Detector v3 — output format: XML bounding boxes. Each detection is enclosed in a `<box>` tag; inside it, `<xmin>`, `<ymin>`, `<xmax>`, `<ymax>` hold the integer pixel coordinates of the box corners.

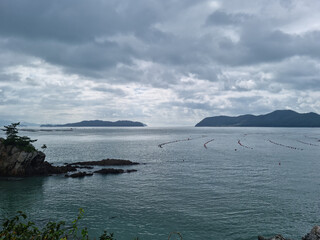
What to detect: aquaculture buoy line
<box><xmin>297</xmin><ymin>140</ymin><xmax>319</xmax><ymax>147</ymax></box>
<box><xmin>304</xmin><ymin>135</ymin><xmax>320</xmax><ymax>141</ymax></box>
<box><xmin>204</xmin><ymin>139</ymin><xmax>214</xmax><ymax>149</ymax></box>
<box><xmin>158</xmin><ymin>136</ymin><xmax>207</xmax><ymax>148</ymax></box>
<box><xmin>237</xmin><ymin>140</ymin><xmax>253</xmax><ymax>149</ymax></box>
<box><xmin>268</xmin><ymin>139</ymin><xmax>303</xmax><ymax>151</ymax></box>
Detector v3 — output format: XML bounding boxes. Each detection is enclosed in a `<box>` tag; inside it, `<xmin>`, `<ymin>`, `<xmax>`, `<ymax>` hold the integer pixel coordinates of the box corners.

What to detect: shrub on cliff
<box><xmin>0</xmin><ymin>209</ymin><xmax>119</xmax><ymax>240</ymax></box>
<box><xmin>1</xmin><ymin>122</ymin><xmax>37</xmax><ymax>152</ymax></box>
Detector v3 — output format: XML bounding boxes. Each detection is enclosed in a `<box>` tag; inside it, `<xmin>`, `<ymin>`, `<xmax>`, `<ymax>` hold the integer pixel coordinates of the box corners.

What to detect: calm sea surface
<box><xmin>1</xmin><ymin>127</ymin><xmax>320</xmax><ymax>240</ymax></box>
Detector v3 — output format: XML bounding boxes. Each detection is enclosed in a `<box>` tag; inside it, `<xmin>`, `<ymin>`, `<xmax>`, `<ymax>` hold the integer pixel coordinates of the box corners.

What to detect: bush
<box><xmin>0</xmin><ymin>209</ymin><xmax>117</xmax><ymax>240</ymax></box>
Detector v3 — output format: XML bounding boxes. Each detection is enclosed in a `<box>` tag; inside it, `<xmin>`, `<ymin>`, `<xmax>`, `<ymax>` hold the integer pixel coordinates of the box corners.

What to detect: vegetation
<box><xmin>0</xmin><ymin>210</ymin><xmax>183</xmax><ymax>240</ymax></box>
<box><xmin>0</xmin><ymin>209</ymin><xmax>119</xmax><ymax>240</ymax></box>
<box><xmin>1</xmin><ymin>122</ymin><xmax>37</xmax><ymax>152</ymax></box>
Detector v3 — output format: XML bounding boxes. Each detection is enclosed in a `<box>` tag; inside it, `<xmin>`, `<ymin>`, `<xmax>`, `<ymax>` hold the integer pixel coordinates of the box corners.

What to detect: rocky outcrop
<box><xmin>94</xmin><ymin>168</ymin><xmax>125</xmax><ymax>174</ymax></box>
<box><xmin>0</xmin><ymin>138</ymin><xmax>138</xmax><ymax>177</ymax></box>
<box><xmin>0</xmin><ymin>138</ymin><xmax>76</xmax><ymax>177</ymax></box>
<box><xmin>67</xmin><ymin>159</ymin><xmax>139</xmax><ymax>167</ymax></box>
<box><xmin>302</xmin><ymin>226</ymin><xmax>320</xmax><ymax>240</ymax></box>
<box><xmin>65</xmin><ymin>171</ymin><xmax>93</xmax><ymax>178</ymax></box>
<box><xmin>258</xmin><ymin>226</ymin><xmax>320</xmax><ymax>240</ymax></box>
<box><xmin>258</xmin><ymin>235</ymin><xmax>290</xmax><ymax>240</ymax></box>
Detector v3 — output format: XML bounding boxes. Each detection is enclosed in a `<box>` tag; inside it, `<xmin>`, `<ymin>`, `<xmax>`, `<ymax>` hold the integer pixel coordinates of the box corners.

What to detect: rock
<box><xmin>65</xmin><ymin>171</ymin><xmax>93</xmax><ymax>178</ymax></box>
<box><xmin>0</xmin><ymin>137</ymin><xmax>138</xmax><ymax>177</ymax></box>
<box><xmin>126</xmin><ymin>169</ymin><xmax>137</xmax><ymax>173</ymax></box>
<box><xmin>72</xmin><ymin>165</ymin><xmax>94</xmax><ymax>169</ymax></box>
<box><xmin>1</xmin><ymin>139</ymin><xmax>45</xmax><ymax>176</ymax></box>
<box><xmin>0</xmin><ymin>138</ymin><xmax>76</xmax><ymax>177</ymax></box>
<box><xmin>259</xmin><ymin>226</ymin><xmax>320</xmax><ymax>240</ymax></box>
<box><xmin>50</xmin><ymin>164</ymin><xmax>77</xmax><ymax>174</ymax></box>
<box><xmin>302</xmin><ymin>226</ymin><xmax>320</xmax><ymax>240</ymax></box>
<box><xmin>94</xmin><ymin>168</ymin><xmax>125</xmax><ymax>174</ymax></box>
<box><xmin>68</xmin><ymin>159</ymin><xmax>139</xmax><ymax>167</ymax></box>
<box><xmin>258</xmin><ymin>235</ymin><xmax>289</xmax><ymax>240</ymax></box>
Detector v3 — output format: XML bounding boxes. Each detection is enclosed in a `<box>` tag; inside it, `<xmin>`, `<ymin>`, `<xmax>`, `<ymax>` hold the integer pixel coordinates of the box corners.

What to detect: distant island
<box><xmin>41</xmin><ymin>120</ymin><xmax>146</xmax><ymax>127</ymax></box>
<box><xmin>195</xmin><ymin>110</ymin><xmax>320</xmax><ymax>127</ymax></box>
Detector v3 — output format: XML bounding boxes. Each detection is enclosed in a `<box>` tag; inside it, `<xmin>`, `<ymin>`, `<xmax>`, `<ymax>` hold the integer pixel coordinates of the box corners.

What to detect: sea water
<box><xmin>0</xmin><ymin>127</ymin><xmax>320</xmax><ymax>240</ymax></box>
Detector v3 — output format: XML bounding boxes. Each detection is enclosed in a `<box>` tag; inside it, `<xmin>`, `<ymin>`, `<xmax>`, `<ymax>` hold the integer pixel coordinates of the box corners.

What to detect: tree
<box><xmin>2</xmin><ymin>122</ymin><xmax>20</xmax><ymax>144</ymax></box>
<box><xmin>1</xmin><ymin>122</ymin><xmax>37</xmax><ymax>152</ymax></box>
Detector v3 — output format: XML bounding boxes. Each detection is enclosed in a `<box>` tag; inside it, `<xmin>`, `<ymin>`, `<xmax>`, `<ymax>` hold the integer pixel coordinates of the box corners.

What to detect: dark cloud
<box><xmin>0</xmin><ymin>0</ymin><xmax>161</xmax><ymax>43</ymax></box>
<box><xmin>271</xmin><ymin>57</ymin><xmax>320</xmax><ymax>90</ymax></box>
<box><xmin>206</xmin><ymin>10</ymin><xmax>251</xmax><ymax>26</ymax></box>
<box><xmin>0</xmin><ymin>73</ymin><xmax>20</xmax><ymax>82</ymax></box>
<box><xmin>4</xmin><ymin>38</ymin><xmax>135</xmax><ymax>73</ymax></box>
<box><xmin>238</xmin><ymin>26</ymin><xmax>320</xmax><ymax>65</ymax></box>
<box><xmin>0</xmin><ymin>0</ymin><xmax>319</xmax><ymax>125</ymax></box>
<box><xmin>91</xmin><ymin>86</ymin><xmax>126</xmax><ymax>96</ymax></box>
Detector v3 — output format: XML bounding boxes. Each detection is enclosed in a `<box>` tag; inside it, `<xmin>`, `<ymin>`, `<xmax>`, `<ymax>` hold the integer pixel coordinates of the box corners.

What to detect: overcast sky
<box><xmin>0</xmin><ymin>0</ymin><xmax>319</xmax><ymax>126</ymax></box>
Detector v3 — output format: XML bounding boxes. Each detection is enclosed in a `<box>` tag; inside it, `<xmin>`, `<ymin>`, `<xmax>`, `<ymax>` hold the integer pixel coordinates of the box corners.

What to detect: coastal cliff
<box><xmin>0</xmin><ymin>138</ymin><xmax>76</xmax><ymax>177</ymax></box>
<box><xmin>0</xmin><ymin>138</ymin><xmax>45</xmax><ymax>176</ymax></box>
<box><xmin>0</xmin><ymin>138</ymin><xmax>138</xmax><ymax>177</ymax></box>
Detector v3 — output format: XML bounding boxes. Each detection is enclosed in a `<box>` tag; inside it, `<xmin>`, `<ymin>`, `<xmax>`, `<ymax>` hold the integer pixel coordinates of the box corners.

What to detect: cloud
<box><xmin>0</xmin><ymin>0</ymin><xmax>319</xmax><ymax>125</ymax></box>
<box><xmin>206</xmin><ymin>10</ymin><xmax>251</xmax><ymax>26</ymax></box>
<box><xmin>0</xmin><ymin>0</ymin><xmax>161</xmax><ymax>42</ymax></box>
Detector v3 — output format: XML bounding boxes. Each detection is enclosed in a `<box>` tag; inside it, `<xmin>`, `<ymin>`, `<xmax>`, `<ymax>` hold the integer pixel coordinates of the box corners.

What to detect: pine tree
<box><xmin>2</xmin><ymin>122</ymin><xmax>37</xmax><ymax>152</ymax></box>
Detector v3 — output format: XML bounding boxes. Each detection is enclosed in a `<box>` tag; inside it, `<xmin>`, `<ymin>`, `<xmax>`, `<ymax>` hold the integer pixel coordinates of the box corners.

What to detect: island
<box><xmin>195</xmin><ymin>110</ymin><xmax>320</xmax><ymax>127</ymax></box>
<box><xmin>41</xmin><ymin>120</ymin><xmax>146</xmax><ymax>127</ymax></box>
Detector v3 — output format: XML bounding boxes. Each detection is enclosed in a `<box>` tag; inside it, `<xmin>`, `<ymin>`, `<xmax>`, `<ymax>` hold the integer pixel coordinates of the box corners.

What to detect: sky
<box><xmin>0</xmin><ymin>0</ymin><xmax>319</xmax><ymax>126</ymax></box>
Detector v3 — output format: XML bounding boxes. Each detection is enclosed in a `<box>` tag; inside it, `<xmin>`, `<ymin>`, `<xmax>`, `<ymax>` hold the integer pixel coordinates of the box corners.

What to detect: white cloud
<box><xmin>0</xmin><ymin>0</ymin><xmax>319</xmax><ymax>126</ymax></box>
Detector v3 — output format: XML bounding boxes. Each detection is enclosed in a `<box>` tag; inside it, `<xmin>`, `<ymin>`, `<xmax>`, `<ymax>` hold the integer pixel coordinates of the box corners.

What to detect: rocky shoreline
<box><xmin>0</xmin><ymin>137</ymin><xmax>138</xmax><ymax>178</ymax></box>
<box><xmin>258</xmin><ymin>226</ymin><xmax>320</xmax><ymax>240</ymax></box>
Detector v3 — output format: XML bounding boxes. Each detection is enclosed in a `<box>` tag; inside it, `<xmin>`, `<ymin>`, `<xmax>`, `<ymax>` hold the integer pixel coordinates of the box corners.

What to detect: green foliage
<box><xmin>0</xmin><ymin>209</ymin><xmax>117</xmax><ymax>240</ymax></box>
<box><xmin>1</xmin><ymin>122</ymin><xmax>38</xmax><ymax>152</ymax></box>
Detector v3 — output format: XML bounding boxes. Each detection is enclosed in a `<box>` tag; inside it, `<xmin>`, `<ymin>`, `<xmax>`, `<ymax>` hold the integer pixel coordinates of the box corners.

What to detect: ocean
<box><xmin>0</xmin><ymin>127</ymin><xmax>320</xmax><ymax>240</ymax></box>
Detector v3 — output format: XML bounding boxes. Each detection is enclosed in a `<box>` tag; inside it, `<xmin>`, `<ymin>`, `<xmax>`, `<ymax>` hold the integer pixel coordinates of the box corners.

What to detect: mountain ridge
<box><xmin>41</xmin><ymin>120</ymin><xmax>146</xmax><ymax>127</ymax></box>
<box><xmin>195</xmin><ymin>110</ymin><xmax>320</xmax><ymax>127</ymax></box>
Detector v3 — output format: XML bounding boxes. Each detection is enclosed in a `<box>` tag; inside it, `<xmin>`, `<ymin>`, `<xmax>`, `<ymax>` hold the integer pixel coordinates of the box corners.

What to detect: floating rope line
<box><xmin>204</xmin><ymin>139</ymin><xmax>214</xmax><ymax>149</ymax></box>
<box><xmin>304</xmin><ymin>135</ymin><xmax>320</xmax><ymax>141</ymax></box>
<box><xmin>158</xmin><ymin>136</ymin><xmax>206</xmax><ymax>148</ymax></box>
<box><xmin>237</xmin><ymin>140</ymin><xmax>253</xmax><ymax>149</ymax></box>
<box><xmin>268</xmin><ymin>139</ymin><xmax>303</xmax><ymax>151</ymax></box>
<box><xmin>297</xmin><ymin>140</ymin><xmax>319</xmax><ymax>146</ymax></box>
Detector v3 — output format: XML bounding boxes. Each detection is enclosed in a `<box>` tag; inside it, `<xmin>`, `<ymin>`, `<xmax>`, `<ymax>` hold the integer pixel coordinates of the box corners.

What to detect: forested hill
<box><xmin>195</xmin><ymin>110</ymin><xmax>320</xmax><ymax>127</ymax></box>
<box><xmin>41</xmin><ymin>120</ymin><xmax>146</xmax><ymax>127</ymax></box>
